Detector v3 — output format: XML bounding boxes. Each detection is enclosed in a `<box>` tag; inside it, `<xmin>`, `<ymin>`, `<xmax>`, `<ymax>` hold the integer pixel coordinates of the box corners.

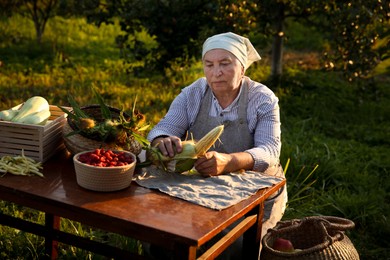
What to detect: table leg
<box><xmin>173</xmin><ymin>243</ymin><xmax>197</xmax><ymax>260</ymax></box>
<box><xmin>45</xmin><ymin>213</ymin><xmax>61</xmax><ymax>260</ymax></box>
<box><xmin>242</xmin><ymin>201</ymin><xmax>264</xmax><ymax>259</ymax></box>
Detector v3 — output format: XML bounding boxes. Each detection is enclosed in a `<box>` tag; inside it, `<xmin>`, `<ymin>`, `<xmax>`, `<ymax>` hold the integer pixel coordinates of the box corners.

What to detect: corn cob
<box><xmin>148</xmin><ymin>125</ymin><xmax>224</xmax><ymax>173</ymax></box>
<box><xmin>194</xmin><ymin>125</ymin><xmax>224</xmax><ymax>156</ymax></box>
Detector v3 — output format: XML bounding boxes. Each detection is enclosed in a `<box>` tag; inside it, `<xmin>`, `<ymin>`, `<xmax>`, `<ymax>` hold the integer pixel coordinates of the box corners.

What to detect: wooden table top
<box><xmin>0</xmin><ymin>150</ymin><xmax>286</xmax><ymax>249</ymax></box>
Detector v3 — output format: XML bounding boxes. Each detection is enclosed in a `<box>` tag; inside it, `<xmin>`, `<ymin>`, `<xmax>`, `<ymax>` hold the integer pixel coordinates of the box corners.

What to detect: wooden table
<box><xmin>0</xmin><ymin>150</ymin><xmax>286</xmax><ymax>259</ymax></box>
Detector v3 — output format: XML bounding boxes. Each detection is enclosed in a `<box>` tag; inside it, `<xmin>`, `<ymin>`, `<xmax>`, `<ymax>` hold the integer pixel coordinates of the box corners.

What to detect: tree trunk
<box><xmin>24</xmin><ymin>0</ymin><xmax>57</xmax><ymax>44</ymax></box>
<box><xmin>270</xmin><ymin>3</ymin><xmax>285</xmax><ymax>88</ymax></box>
<box><xmin>34</xmin><ymin>19</ymin><xmax>44</xmax><ymax>44</ymax></box>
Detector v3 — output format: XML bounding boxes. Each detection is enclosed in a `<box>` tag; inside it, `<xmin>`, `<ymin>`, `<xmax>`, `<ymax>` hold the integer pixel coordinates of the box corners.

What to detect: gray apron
<box><xmin>188</xmin><ymin>79</ymin><xmax>253</xmax><ymax>153</ymax></box>
<box><xmin>188</xmin><ymin>79</ymin><xmax>287</xmax><ymax>259</ymax></box>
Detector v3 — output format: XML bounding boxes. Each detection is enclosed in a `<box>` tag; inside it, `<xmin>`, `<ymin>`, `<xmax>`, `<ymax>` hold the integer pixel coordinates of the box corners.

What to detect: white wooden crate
<box><xmin>0</xmin><ymin>105</ymin><xmax>67</xmax><ymax>162</ymax></box>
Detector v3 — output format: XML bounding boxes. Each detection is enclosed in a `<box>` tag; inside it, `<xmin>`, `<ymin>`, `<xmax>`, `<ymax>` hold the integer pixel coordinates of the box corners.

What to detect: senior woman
<box><xmin>147</xmin><ymin>32</ymin><xmax>287</xmax><ymax>259</ymax></box>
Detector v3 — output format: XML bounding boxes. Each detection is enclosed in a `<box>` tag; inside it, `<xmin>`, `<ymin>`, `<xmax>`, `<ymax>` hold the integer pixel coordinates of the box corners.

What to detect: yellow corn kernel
<box><xmin>194</xmin><ymin>125</ymin><xmax>224</xmax><ymax>156</ymax></box>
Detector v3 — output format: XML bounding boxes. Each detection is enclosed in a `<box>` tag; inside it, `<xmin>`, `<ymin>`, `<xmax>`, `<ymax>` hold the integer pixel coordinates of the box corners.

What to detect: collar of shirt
<box><xmin>210</xmin><ymin>87</ymin><xmax>242</xmax><ymax>121</ymax></box>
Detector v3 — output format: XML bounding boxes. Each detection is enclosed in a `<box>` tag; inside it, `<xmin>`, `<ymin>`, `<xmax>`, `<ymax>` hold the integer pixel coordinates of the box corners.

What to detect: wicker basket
<box><xmin>261</xmin><ymin>216</ymin><xmax>360</xmax><ymax>260</ymax></box>
<box><xmin>63</xmin><ymin>105</ymin><xmax>142</xmax><ymax>156</ymax></box>
<box><xmin>73</xmin><ymin>150</ymin><xmax>136</xmax><ymax>192</ymax></box>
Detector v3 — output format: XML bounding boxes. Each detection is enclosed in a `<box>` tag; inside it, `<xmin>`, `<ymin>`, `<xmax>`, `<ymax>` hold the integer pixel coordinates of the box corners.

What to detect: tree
<box><xmin>56</xmin><ymin>0</ymin><xmax>101</xmax><ymax>17</ymax></box>
<box><xmin>314</xmin><ymin>1</ymin><xmax>389</xmax><ymax>81</ymax></box>
<box><xmin>1</xmin><ymin>0</ymin><xmax>59</xmax><ymax>43</ymax></box>
<box><xmin>249</xmin><ymin>0</ymin><xmax>314</xmax><ymax>86</ymax></box>
<box><xmin>85</xmin><ymin>0</ymin><xmax>215</xmax><ymax>73</ymax></box>
<box><xmin>0</xmin><ymin>0</ymin><xmax>23</xmax><ymax>18</ymax></box>
<box><xmin>21</xmin><ymin>0</ymin><xmax>59</xmax><ymax>43</ymax></box>
<box><xmin>86</xmin><ymin>0</ymin><xmax>388</xmax><ymax>83</ymax></box>
<box><xmin>239</xmin><ymin>0</ymin><xmax>389</xmax><ymax>85</ymax></box>
<box><xmin>210</xmin><ymin>0</ymin><xmax>311</xmax><ymax>86</ymax></box>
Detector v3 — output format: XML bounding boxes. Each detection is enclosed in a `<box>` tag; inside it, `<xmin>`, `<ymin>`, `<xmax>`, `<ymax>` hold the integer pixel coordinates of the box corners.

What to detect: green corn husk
<box><xmin>174</xmin><ymin>158</ymin><xmax>198</xmax><ymax>173</ymax></box>
<box><xmin>147</xmin><ymin>125</ymin><xmax>224</xmax><ymax>173</ymax></box>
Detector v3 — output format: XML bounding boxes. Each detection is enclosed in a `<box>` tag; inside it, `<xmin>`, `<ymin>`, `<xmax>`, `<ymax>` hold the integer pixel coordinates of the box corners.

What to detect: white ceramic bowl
<box><xmin>73</xmin><ymin>150</ymin><xmax>136</xmax><ymax>192</ymax></box>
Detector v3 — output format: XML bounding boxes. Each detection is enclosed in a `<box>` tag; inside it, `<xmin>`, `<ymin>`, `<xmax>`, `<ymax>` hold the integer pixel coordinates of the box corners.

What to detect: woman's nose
<box><xmin>214</xmin><ymin>67</ymin><xmax>222</xmax><ymax>76</ymax></box>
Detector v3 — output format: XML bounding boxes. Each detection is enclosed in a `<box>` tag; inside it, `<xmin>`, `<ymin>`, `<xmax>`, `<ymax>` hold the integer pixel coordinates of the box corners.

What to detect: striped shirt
<box><xmin>147</xmin><ymin>76</ymin><xmax>281</xmax><ymax>172</ymax></box>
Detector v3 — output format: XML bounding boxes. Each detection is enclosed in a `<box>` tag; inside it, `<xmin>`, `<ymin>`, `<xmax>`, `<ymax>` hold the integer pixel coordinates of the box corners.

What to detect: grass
<box><xmin>0</xmin><ymin>15</ymin><xmax>389</xmax><ymax>259</ymax></box>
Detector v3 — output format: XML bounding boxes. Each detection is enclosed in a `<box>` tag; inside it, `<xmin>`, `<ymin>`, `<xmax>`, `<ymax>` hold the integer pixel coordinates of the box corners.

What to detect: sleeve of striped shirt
<box><xmin>245</xmin><ymin>80</ymin><xmax>281</xmax><ymax>172</ymax></box>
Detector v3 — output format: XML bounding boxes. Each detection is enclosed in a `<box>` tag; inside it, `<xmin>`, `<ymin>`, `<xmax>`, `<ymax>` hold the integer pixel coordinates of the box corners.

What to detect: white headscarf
<box><xmin>202</xmin><ymin>32</ymin><xmax>261</xmax><ymax>69</ymax></box>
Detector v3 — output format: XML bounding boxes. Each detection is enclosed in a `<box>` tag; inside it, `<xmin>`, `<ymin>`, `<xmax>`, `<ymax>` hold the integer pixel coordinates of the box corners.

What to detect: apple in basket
<box><xmin>272</xmin><ymin>237</ymin><xmax>295</xmax><ymax>252</ymax></box>
<box><xmin>73</xmin><ymin>149</ymin><xmax>136</xmax><ymax>192</ymax></box>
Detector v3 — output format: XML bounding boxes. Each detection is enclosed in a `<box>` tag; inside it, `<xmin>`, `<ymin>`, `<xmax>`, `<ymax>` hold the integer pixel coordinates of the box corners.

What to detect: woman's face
<box><xmin>203</xmin><ymin>49</ymin><xmax>244</xmax><ymax>93</ymax></box>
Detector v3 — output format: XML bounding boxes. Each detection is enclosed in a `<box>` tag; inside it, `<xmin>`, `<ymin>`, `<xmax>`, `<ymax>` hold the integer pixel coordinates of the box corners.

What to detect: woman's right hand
<box><xmin>152</xmin><ymin>136</ymin><xmax>183</xmax><ymax>158</ymax></box>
